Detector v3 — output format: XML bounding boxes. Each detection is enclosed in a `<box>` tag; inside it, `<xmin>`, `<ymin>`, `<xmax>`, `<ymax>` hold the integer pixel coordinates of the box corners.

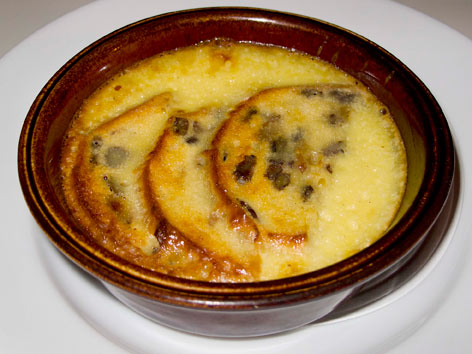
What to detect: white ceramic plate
<box><xmin>2</xmin><ymin>0</ymin><xmax>472</xmax><ymax>353</ymax></box>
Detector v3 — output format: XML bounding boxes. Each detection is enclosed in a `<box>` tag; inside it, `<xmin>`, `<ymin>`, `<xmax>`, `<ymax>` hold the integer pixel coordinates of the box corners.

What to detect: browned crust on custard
<box><xmin>151</xmin><ymin>219</ymin><xmax>254</xmax><ymax>281</ymax></box>
<box><xmin>265</xmin><ymin>233</ymin><xmax>307</xmax><ymax>247</ymax></box>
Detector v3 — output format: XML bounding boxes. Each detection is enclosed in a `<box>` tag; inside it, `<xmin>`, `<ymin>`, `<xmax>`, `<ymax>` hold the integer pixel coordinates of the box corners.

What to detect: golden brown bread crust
<box><xmin>145</xmin><ymin>220</ymin><xmax>254</xmax><ymax>281</ymax></box>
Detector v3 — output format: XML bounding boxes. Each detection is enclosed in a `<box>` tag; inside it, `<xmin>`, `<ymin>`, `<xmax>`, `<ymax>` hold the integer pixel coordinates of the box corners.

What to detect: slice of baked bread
<box><xmin>212</xmin><ymin>85</ymin><xmax>361</xmax><ymax>239</ymax></box>
<box><xmin>71</xmin><ymin>93</ymin><xmax>172</xmax><ymax>255</ymax></box>
<box><xmin>147</xmin><ymin>108</ymin><xmax>260</xmax><ymax>279</ymax></box>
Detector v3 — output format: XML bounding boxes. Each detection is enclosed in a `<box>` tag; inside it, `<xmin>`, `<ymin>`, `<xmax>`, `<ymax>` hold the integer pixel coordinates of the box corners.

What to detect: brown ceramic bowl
<box><xmin>18</xmin><ymin>7</ymin><xmax>454</xmax><ymax>337</ymax></box>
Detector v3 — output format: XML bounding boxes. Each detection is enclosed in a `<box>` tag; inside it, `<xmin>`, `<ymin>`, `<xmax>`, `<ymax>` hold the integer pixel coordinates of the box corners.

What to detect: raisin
<box><xmin>274</xmin><ymin>172</ymin><xmax>291</xmax><ymax>190</ymax></box>
<box><xmin>327</xmin><ymin>111</ymin><xmax>348</xmax><ymax>126</ymax></box>
<box><xmin>301</xmin><ymin>88</ymin><xmax>322</xmax><ymax>97</ymax></box>
<box><xmin>322</xmin><ymin>141</ymin><xmax>346</xmax><ymax>157</ymax></box>
<box><xmin>243</xmin><ymin>107</ymin><xmax>258</xmax><ymax>122</ymax></box>
<box><xmin>328</xmin><ymin>89</ymin><xmax>356</xmax><ymax>103</ymax></box>
<box><xmin>185</xmin><ymin>136</ymin><xmax>199</xmax><ymax>144</ymax></box>
<box><xmin>292</xmin><ymin>128</ymin><xmax>303</xmax><ymax>142</ymax></box>
<box><xmin>105</xmin><ymin>146</ymin><xmax>128</xmax><ymax>167</ymax></box>
<box><xmin>233</xmin><ymin>155</ymin><xmax>257</xmax><ymax>184</ymax></box>
<box><xmin>172</xmin><ymin>117</ymin><xmax>189</xmax><ymax>135</ymax></box>
<box><xmin>268</xmin><ymin>158</ymin><xmax>284</xmax><ymax>165</ymax></box>
<box><xmin>258</xmin><ymin>122</ymin><xmax>277</xmax><ymax>141</ymax></box>
<box><xmin>239</xmin><ymin>200</ymin><xmax>258</xmax><ymax>219</ymax></box>
<box><xmin>271</xmin><ymin>136</ymin><xmax>288</xmax><ymax>153</ymax></box>
<box><xmin>265</xmin><ymin>163</ymin><xmax>283</xmax><ymax>181</ymax></box>
<box><xmin>302</xmin><ymin>185</ymin><xmax>314</xmax><ymax>201</ymax></box>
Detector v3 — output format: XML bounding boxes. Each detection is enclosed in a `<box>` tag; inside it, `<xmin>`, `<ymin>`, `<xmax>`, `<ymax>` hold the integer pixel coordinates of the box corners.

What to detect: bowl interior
<box><xmin>19</xmin><ymin>8</ymin><xmax>454</xmax><ymax>298</ymax></box>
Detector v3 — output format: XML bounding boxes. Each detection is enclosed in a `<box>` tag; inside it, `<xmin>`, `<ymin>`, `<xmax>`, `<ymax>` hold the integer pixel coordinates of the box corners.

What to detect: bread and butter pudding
<box><xmin>61</xmin><ymin>39</ymin><xmax>407</xmax><ymax>282</ymax></box>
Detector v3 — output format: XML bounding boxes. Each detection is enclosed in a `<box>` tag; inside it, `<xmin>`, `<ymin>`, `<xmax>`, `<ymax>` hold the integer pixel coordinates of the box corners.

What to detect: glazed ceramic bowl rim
<box><xmin>18</xmin><ymin>7</ymin><xmax>454</xmax><ymax>309</ymax></box>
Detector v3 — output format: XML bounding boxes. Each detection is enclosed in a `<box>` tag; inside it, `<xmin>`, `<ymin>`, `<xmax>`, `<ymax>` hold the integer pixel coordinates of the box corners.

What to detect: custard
<box><xmin>61</xmin><ymin>40</ymin><xmax>406</xmax><ymax>281</ymax></box>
